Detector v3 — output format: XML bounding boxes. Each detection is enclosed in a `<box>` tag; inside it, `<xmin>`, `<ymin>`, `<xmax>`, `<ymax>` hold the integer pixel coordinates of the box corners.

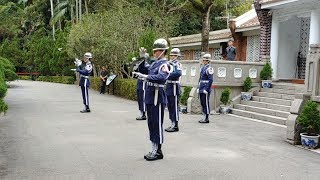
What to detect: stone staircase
<box><xmin>232</xmin><ymin>83</ymin><xmax>305</xmax><ymax>125</ymax></box>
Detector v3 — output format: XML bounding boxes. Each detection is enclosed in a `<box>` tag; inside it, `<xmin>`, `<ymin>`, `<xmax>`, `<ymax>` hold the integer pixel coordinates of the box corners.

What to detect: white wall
<box><xmin>277</xmin><ymin>17</ymin><xmax>301</xmax><ymax>79</ymax></box>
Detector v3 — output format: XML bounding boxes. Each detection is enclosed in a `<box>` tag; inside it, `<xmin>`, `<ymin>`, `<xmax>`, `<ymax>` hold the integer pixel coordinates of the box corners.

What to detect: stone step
<box><xmin>240</xmin><ymin>100</ymin><xmax>291</xmax><ymax>112</ymax></box>
<box><xmin>252</xmin><ymin>96</ymin><xmax>292</xmax><ymax>106</ymax></box>
<box><xmin>234</xmin><ymin>104</ymin><xmax>290</xmax><ymax>118</ymax></box>
<box><xmin>265</xmin><ymin>83</ymin><xmax>306</xmax><ymax>94</ymax></box>
<box><xmin>260</xmin><ymin>88</ymin><xmax>302</xmax><ymax>95</ymax></box>
<box><xmin>254</xmin><ymin>92</ymin><xmax>295</xmax><ymax>100</ymax></box>
<box><xmin>231</xmin><ymin>109</ymin><xmax>287</xmax><ymax>125</ymax></box>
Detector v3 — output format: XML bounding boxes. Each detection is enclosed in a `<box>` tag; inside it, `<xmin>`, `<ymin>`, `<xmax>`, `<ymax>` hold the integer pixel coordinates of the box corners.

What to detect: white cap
<box><xmin>84</xmin><ymin>52</ymin><xmax>92</xmax><ymax>59</ymax></box>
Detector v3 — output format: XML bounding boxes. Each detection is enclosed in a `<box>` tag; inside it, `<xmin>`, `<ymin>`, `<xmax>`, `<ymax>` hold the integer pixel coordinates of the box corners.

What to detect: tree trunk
<box><xmin>201</xmin><ymin>9</ymin><xmax>211</xmax><ymax>53</ymax></box>
<box><xmin>84</xmin><ymin>0</ymin><xmax>88</xmax><ymax>14</ymax></box>
<box><xmin>50</xmin><ymin>0</ymin><xmax>55</xmax><ymax>40</ymax></box>
<box><xmin>71</xmin><ymin>2</ymin><xmax>74</xmax><ymax>24</ymax></box>
<box><xmin>57</xmin><ymin>0</ymin><xmax>62</xmax><ymax>30</ymax></box>
<box><xmin>79</xmin><ymin>0</ymin><xmax>82</xmax><ymax>21</ymax></box>
<box><xmin>75</xmin><ymin>0</ymin><xmax>79</xmax><ymax>22</ymax></box>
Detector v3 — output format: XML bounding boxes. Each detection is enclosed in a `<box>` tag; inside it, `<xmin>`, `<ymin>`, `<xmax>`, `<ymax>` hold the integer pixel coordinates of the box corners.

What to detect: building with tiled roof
<box><xmin>169</xmin><ymin>8</ymin><xmax>261</xmax><ymax>62</ymax></box>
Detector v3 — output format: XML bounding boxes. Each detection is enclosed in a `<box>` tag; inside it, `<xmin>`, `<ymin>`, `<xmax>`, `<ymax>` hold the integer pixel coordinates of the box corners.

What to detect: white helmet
<box><xmin>153</xmin><ymin>38</ymin><xmax>169</xmax><ymax>51</ymax></box>
<box><xmin>170</xmin><ymin>48</ymin><xmax>181</xmax><ymax>56</ymax></box>
<box><xmin>202</xmin><ymin>53</ymin><xmax>211</xmax><ymax>61</ymax></box>
<box><xmin>84</xmin><ymin>52</ymin><xmax>92</xmax><ymax>59</ymax></box>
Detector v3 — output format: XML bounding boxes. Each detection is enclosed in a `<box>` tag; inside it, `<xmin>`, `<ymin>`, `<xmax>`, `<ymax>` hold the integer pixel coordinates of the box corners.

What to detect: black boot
<box><xmin>165</xmin><ymin>122</ymin><xmax>179</xmax><ymax>132</ymax></box>
<box><xmin>199</xmin><ymin>115</ymin><xmax>209</xmax><ymax>123</ymax></box>
<box><xmin>145</xmin><ymin>144</ymin><xmax>163</xmax><ymax>161</ymax></box>
<box><xmin>80</xmin><ymin>106</ymin><xmax>91</xmax><ymax>113</ymax></box>
<box><xmin>136</xmin><ymin>112</ymin><xmax>146</xmax><ymax>120</ymax></box>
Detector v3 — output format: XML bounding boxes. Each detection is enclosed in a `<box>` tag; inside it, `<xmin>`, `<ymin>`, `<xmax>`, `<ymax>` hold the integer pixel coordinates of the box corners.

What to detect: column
<box><xmin>309</xmin><ymin>10</ymin><xmax>320</xmax><ymax>45</ymax></box>
<box><xmin>270</xmin><ymin>19</ymin><xmax>280</xmax><ymax>80</ymax></box>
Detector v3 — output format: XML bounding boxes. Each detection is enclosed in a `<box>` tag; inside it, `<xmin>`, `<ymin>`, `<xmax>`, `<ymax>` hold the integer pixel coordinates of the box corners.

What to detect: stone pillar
<box><xmin>254</xmin><ymin>0</ymin><xmax>272</xmax><ymax>62</ymax></box>
<box><xmin>270</xmin><ymin>20</ymin><xmax>279</xmax><ymax>79</ymax></box>
<box><xmin>309</xmin><ymin>10</ymin><xmax>320</xmax><ymax>45</ymax></box>
<box><xmin>305</xmin><ymin>45</ymin><xmax>320</xmax><ymax>101</ymax></box>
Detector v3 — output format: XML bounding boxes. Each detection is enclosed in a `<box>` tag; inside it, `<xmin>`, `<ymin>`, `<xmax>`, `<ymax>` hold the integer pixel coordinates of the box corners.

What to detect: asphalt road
<box><xmin>0</xmin><ymin>80</ymin><xmax>319</xmax><ymax>180</ymax></box>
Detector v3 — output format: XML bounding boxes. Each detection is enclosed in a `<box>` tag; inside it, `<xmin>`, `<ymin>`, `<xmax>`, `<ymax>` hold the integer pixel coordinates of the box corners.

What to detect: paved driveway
<box><xmin>0</xmin><ymin>80</ymin><xmax>319</xmax><ymax>180</ymax></box>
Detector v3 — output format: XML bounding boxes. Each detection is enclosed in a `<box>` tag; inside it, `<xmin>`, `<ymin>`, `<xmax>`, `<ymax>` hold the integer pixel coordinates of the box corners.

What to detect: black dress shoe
<box><xmin>165</xmin><ymin>126</ymin><xmax>179</xmax><ymax>132</ymax></box>
<box><xmin>80</xmin><ymin>109</ymin><xmax>91</xmax><ymax>113</ymax></box>
<box><xmin>136</xmin><ymin>116</ymin><xmax>146</xmax><ymax>120</ymax></box>
<box><xmin>199</xmin><ymin>119</ymin><xmax>209</xmax><ymax>123</ymax></box>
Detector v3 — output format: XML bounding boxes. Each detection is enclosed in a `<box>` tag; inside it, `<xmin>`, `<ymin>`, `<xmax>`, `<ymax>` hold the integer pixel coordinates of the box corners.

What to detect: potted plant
<box><xmin>220</xmin><ymin>88</ymin><xmax>232</xmax><ymax>114</ymax></box>
<box><xmin>298</xmin><ymin>101</ymin><xmax>320</xmax><ymax>149</ymax></box>
<box><xmin>241</xmin><ymin>77</ymin><xmax>253</xmax><ymax>101</ymax></box>
<box><xmin>260</xmin><ymin>63</ymin><xmax>273</xmax><ymax>88</ymax></box>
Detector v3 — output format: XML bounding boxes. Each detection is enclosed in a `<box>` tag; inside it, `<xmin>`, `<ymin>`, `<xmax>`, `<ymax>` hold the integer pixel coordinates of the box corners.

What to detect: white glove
<box><xmin>74</xmin><ymin>58</ymin><xmax>82</xmax><ymax>66</ymax></box>
<box><xmin>197</xmin><ymin>89</ymin><xmax>199</xmax><ymax>94</ymax></box>
<box><xmin>203</xmin><ymin>90</ymin><xmax>208</xmax><ymax>94</ymax></box>
<box><xmin>133</xmin><ymin>72</ymin><xmax>148</xmax><ymax>79</ymax></box>
<box><xmin>139</xmin><ymin>47</ymin><xmax>147</xmax><ymax>58</ymax></box>
<box><xmin>70</xmin><ymin>69</ymin><xmax>76</xmax><ymax>71</ymax></box>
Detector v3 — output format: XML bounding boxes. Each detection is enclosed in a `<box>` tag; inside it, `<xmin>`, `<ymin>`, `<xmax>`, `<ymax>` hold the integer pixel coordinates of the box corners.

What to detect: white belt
<box><xmin>138</xmin><ymin>77</ymin><xmax>146</xmax><ymax>80</ymax></box>
<box><xmin>147</xmin><ymin>82</ymin><xmax>165</xmax><ymax>88</ymax></box>
<box><xmin>81</xmin><ymin>75</ymin><xmax>90</xmax><ymax>78</ymax></box>
<box><xmin>167</xmin><ymin>80</ymin><xmax>180</xmax><ymax>84</ymax></box>
<box><xmin>147</xmin><ymin>82</ymin><xmax>164</xmax><ymax>105</ymax></box>
<box><xmin>200</xmin><ymin>80</ymin><xmax>209</xmax><ymax>83</ymax></box>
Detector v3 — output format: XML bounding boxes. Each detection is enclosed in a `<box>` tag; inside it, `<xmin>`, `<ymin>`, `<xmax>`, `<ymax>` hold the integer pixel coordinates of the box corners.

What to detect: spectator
<box><xmin>100</xmin><ymin>66</ymin><xmax>109</xmax><ymax>94</ymax></box>
<box><xmin>225</xmin><ymin>39</ymin><xmax>236</xmax><ymax>61</ymax></box>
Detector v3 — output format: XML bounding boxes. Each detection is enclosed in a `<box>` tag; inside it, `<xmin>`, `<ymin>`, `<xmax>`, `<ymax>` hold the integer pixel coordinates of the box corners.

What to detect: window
<box><xmin>246</xmin><ymin>35</ymin><xmax>260</xmax><ymax>62</ymax></box>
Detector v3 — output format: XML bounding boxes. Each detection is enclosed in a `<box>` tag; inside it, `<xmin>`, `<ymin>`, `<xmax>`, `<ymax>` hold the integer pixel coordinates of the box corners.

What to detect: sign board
<box><xmin>106</xmin><ymin>74</ymin><xmax>117</xmax><ymax>85</ymax></box>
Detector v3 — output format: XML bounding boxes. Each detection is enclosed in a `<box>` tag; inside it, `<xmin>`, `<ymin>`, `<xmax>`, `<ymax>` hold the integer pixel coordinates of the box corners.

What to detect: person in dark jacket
<box><xmin>99</xmin><ymin>66</ymin><xmax>109</xmax><ymax>94</ymax></box>
<box><xmin>225</xmin><ymin>39</ymin><xmax>236</xmax><ymax>61</ymax></box>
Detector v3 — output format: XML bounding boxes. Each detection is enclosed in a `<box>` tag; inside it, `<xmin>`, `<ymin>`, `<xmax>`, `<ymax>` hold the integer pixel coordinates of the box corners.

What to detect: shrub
<box><xmin>260</xmin><ymin>63</ymin><xmax>273</xmax><ymax>80</ymax></box>
<box><xmin>0</xmin><ymin>99</ymin><xmax>8</xmax><ymax>114</ymax></box>
<box><xmin>220</xmin><ymin>88</ymin><xmax>231</xmax><ymax>105</ymax></box>
<box><xmin>298</xmin><ymin>101</ymin><xmax>320</xmax><ymax>136</ymax></box>
<box><xmin>36</xmin><ymin>76</ymin><xmax>75</xmax><ymax>84</ymax></box>
<box><xmin>180</xmin><ymin>86</ymin><xmax>192</xmax><ymax>106</ymax></box>
<box><xmin>19</xmin><ymin>76</ymin><xmax>32</xmax><ymax>80</ymax></box>
<box><xmin>90</xmin><ymin>77</ymin><xmax>137</xmax><ymax>101</ymax></box>
<box><xmin>243</xmin><ymin>77</ymin><xmax>252</xmax><ymax>92</ymax></box>
<box><xmin>0</xmin><ymin>57</ymin><xmax>18</xmax><ymax>81</ymax></box>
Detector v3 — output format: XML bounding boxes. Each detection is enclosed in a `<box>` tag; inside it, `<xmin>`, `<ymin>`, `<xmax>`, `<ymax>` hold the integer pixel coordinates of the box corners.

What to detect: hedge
<box><xmin>90</xmin><ymin>77</ymin><xmax>137</xmax><ymax>101</ymax></box>
<box><xmin>180</xmin><ymin>86</ymin><xmax>192</xmax><ymax>106</ymax></box>
<box><xmin>19</xmin><ymin>76</ymin><xmax>32</xmax><ymax>80</ymax></box>
<box><xmin>36</xmin><ymin>76</ymin><xmax>75</xmax><ymax>84</ymax></box>
<box><xmin>0</xmin><ymin>57</ymin><xmax>16</xmax><ymax>113</ymax></box>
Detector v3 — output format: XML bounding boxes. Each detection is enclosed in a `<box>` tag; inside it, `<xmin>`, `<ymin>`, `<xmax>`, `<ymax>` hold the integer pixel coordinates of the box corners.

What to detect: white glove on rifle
<box><xmin>139</xmin><ymin>47</ymin><xmax>147</xmax><ymax>58</ymax></box>
<box><xmin>132</xmin><ymin>72</ymin><xmax>148</xmax><ymax>79</ymax></box>
<box><xmin>74</xmin><ymin>58</ymin><xmax>82</xmax><ymax>66</ymax></box>
<box><xmin>203</xmin><ymin>90</ymin><xmax>208</xmax><ymax>94</ymax></box>
<box><xmin>197</xmin><ymin>89</ymin><xmax>199</xmax><ymax>94</ymax></box>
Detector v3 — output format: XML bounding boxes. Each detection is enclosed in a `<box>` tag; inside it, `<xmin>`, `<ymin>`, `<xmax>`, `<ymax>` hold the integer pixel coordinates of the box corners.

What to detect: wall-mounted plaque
<box><xmin>182</xmin><ymin>67</ymin><xmax>187</xmax><ymax>76</ymax></box>
<box><xmin>249</xmin><ymin>68</ymin><xmax>258</xmax><ymax>79</ymax></box>
<box><xmin>234</xmin><ymin>68</ymin><xmax>242</xmax><ymax>78</ymax></box>
<box><xmin>217</xmin><ymin>67</ymin><xmax>226</xmax><ymax>78</ymax></box>
<box><xmin>190</xmin><ymin>67</ymin><xmax>196</xmax><ymax>77</ymax></box>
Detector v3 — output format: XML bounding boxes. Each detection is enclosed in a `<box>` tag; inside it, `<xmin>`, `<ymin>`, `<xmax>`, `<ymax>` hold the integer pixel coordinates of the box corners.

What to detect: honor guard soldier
<box><xmin>197</xmin><ymin>53</ymin><xmax>214</xmax><ymax>123</ymax></box>
<box><xmin>75</xmin><ymin>52</ymin><xmax>93</xmax><ymax>113</ymax></box>
<box><xmin>165</xmin><ymin>48</ymin><xmax>182</xmax><ymax>132</ymax></box>
<box><xmin>133</xmin><ymin>38</ymin><xmax>171</xmax><ymax>161</ymax></box>
<box><xmin>134</xmin><ymin>50</ymin><xmax>151</xmax><ymax>120</ymax></box>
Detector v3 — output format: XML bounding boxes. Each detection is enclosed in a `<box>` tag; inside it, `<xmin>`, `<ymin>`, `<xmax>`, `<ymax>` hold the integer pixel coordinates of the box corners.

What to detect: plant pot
<box><xmin>300</xmin><ymin>133</ymin><xmax>320</xmax><ymax>149</ymax></box>
<box><xmin>261</xmin><ymin>80</ymin><xmax>272</xmax><ymax>88</ymax></box>
<box><xmin>241</xmin><ymin>92</ymin><xmax>253</xmax><ymax>101</ymax></box>
<box><xmin>220</xmin><ymin>105</ymin><xmax>231</xmax><ymax>114</ymax></box>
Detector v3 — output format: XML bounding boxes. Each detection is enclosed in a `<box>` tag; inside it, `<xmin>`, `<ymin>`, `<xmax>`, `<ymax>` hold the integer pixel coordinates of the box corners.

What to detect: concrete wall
<box><xmin>278</xmin><ymin>17</ymin><xmax>302</xmax><ymax>79</ymax></box>
<box><xmin>180</xmin><ymin>60</ymin><xmax>265</xmax><ymax>113</ymax></box>
<box><xmin>180</xmin><ymin>60</ymin><xmax>265</xmax><ymax>87</ymax></box>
